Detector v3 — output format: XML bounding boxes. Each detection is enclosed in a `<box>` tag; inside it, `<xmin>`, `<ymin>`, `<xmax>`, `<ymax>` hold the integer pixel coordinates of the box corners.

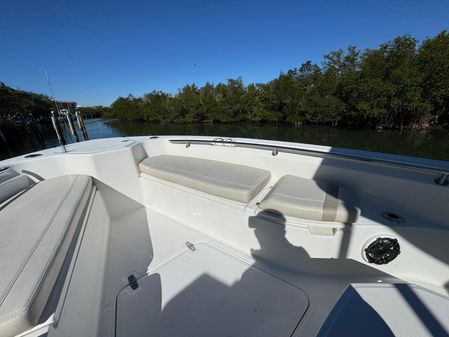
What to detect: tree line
<box><xmin>0</xmin><ymin>82</ymin><xmax>52</xmax><ymax>121</ymax></box>
<box><xmin>102</xmin><ymin>31</ymin><xmax>449</xmax><ymax>129</ymax></box>
<box><xmin>2</xmin><ymin>31</ymin><xmax>448</xmax><ymax>129</ymax></box>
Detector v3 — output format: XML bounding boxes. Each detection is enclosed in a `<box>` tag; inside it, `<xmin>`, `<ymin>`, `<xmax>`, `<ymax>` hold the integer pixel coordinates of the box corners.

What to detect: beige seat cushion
<box><xmin>0</xmin><ymin>175</ymin><xmax>92</xmax><ymax>337</ymax></box>
<box><xmin>259</xmin><ymin>175</ymin><xmax>360</xmax><ymax>223</ymax></box>
<box><xmin>0</xmin><ymin>169</ymin><xmax>35</xmax><ymax>205</ymax></box>
<box><xmin>139</xmin><ymin>155</ymin><xmax>270</xmax><ymax>203</ymax></box>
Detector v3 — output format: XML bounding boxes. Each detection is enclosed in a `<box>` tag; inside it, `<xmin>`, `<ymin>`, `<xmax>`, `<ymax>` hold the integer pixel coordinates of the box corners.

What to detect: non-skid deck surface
<box><xmin>116</xmin><ymin>242</ymin><xmax>309</xmax><ymax>337</ymax></box>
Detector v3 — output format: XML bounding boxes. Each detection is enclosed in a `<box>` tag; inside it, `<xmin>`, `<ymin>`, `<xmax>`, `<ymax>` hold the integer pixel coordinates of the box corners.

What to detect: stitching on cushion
<box><xmin>0</xmin><ymin>306</ymin><xmax>30</xmax><ymax>326</ymax></box>
<box><xmin>25</xmin><ymin>177</ymin><xmax>90</xmax><ymax>311</ymax></box>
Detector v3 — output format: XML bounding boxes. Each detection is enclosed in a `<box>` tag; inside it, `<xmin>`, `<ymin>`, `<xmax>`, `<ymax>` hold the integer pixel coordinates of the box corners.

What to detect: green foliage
<box><xmin>102</xmin><ymin>31</ymin><xmax>449</xmax><ymax>129</ymax></box>
<box><xmin>78</xmin><ymin>105</ymin><xmax>110</xmax><ymax>118</ymax></box>
<box><xmin>354</xmin><ymin>36</ymin><xmax>432</xmax><ymax>127</ymax></box>
<box><xmin>417</xmin><ymin>31</ymin><xmax>449</xmax><ymax>124</ymax></box>
<box><xmin>0</xmin><ymin>83</ymin><xmax>52</xmax><ymax>119</ymax></box>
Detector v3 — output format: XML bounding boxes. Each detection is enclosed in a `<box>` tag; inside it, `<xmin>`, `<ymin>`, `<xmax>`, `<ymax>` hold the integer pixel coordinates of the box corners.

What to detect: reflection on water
<box><xmin>1</xmin><ymin>118</ymin><xmax>449</xmax><ymax>162</ymax></box>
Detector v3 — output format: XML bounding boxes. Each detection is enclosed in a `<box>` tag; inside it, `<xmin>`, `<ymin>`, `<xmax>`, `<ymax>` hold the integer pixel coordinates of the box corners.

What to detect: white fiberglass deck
<box><xmin>117</xmin><ymin>242</ymin><xmax>308</xmax><ymax>337</ymax></box>
<box><xmin>46</xmin><ymin>188</ymin><xmax>355</xmax><ymax>337</ymax></box>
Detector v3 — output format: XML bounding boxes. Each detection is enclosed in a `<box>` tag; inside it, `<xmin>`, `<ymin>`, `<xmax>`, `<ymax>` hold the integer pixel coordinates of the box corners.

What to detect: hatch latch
<box><xmin>127</xmin><ymin>274</ymin><xmax>139</xmax><ymax>290</ymax></box>
<box><xmin>185</xmin><ymin>241</ymin><xmax>196</xmax><ymax>251</ymax></box>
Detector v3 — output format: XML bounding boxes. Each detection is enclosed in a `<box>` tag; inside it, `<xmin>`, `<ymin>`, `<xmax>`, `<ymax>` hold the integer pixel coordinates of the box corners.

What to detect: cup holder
<box><xmin>24</xmin><ymin>153</ymin><xmax>43</xmax><ymax>158</ymax></box>
<box><xmin>381</xmin><ymin>211</ymin><xmax>405</xmax><ymax>223</ymax></box>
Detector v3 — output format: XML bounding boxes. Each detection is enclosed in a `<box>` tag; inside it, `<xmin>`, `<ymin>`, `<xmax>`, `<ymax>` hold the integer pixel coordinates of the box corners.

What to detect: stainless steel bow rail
<box><xmin>51</xmin><ymin>111</ymin><xmax>67</xmax><ymax>152</ymax></box>
<box><xmin>169</xmin><ymin>138</ymin><xmax>449</xmax><ymax>186</ymax></box>
<box><xmin>50</xmin><ymin>110</ymin><xmax>90</xmax><ymax>152</ymax></box>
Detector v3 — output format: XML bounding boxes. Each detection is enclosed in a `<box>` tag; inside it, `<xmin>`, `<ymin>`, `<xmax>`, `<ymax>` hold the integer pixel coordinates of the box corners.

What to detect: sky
<box><xmin>1</xmin><ymin>0</ymin><xmax>448</xmax><ymax>106</ymax></box>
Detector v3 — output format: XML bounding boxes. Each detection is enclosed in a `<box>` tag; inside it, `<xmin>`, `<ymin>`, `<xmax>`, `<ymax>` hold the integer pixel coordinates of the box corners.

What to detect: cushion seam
<box><xmin>23</xmin><ymin>176</ymin><xmax>89</xmax><ymax>314</ymax></box>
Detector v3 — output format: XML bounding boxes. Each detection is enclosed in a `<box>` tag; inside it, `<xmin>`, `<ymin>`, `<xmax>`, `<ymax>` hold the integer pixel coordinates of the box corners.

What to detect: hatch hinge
<box><xmin>127</xmin><ymin>274</ymin><xmax>139</xmax><ymax>290</ymax></box>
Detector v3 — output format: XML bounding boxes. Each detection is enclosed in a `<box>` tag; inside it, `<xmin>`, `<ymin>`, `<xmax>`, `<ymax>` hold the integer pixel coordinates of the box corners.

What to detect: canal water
<box><xmin>1</xmin><ymin>118</ymin><xmax>449</xmax><ymax>162</ymax></box>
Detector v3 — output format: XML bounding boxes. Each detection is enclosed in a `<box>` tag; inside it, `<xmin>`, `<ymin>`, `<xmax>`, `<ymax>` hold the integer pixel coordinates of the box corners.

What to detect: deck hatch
<box><xmin>116</xmin><ymin>242</ymin><xmax>309</xmax><ymax>337</ymax></box>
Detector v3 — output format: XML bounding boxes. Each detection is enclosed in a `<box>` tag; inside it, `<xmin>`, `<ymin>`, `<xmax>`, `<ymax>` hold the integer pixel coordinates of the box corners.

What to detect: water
<box><xmin>1</xmin><ymin>118</ymin><xmax>449</xmax><ymax>162</ymax></box>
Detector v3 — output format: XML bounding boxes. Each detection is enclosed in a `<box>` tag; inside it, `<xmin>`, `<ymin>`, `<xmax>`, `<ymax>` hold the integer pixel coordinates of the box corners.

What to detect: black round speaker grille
<box><xmin>365</xmin><ymin>237</ymin><xmax>400</xmax><ymax>265</ymax></box>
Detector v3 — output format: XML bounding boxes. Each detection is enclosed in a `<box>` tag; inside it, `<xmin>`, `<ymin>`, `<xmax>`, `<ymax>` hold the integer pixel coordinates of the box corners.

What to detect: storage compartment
<box><xmin>116</xmin><ymin>242</ymin><xmax>309</xmax><ymax>337</ymax></box>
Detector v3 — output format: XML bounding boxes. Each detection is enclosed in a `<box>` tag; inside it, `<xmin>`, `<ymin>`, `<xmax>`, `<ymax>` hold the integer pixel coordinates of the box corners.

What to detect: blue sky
<box><xmin>1</xmin><ymin>0</ymin><xmax>448</xmax><ymax>106</ymax></box>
